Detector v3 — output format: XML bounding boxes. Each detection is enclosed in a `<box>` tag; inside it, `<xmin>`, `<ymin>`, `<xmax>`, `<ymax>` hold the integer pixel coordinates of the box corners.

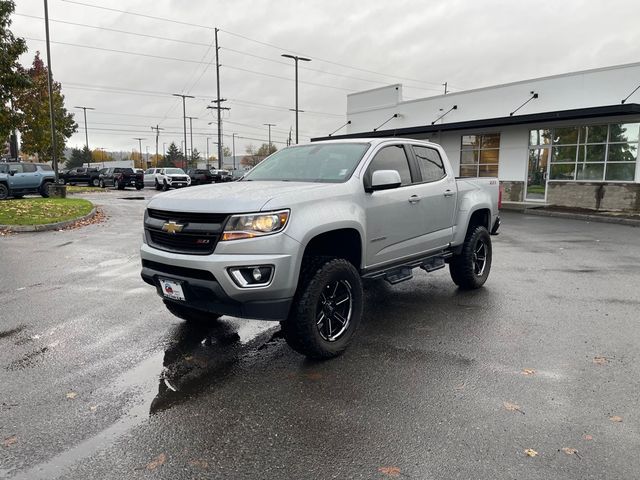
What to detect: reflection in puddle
<box><xmin>150</xmin><ymin>318</ymin><xmax>279</xmax><ymax>413</ymax></box>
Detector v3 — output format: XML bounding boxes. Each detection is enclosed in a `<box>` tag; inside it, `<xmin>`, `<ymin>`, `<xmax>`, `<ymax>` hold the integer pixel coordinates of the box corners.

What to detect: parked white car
<box><xmin>144</xmin><ymin>168</ymin><xmax>191</xmax><ymax>190</ymax></box>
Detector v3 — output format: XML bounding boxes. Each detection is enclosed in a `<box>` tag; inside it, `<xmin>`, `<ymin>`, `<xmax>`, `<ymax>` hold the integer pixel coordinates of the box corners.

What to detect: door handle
<box><xmin>408</xmin><ymin>195</ymin><xmax>421</xmax><ymax>204</ymax></box>
<box><xmin>443</xmin><ymin>190</ymin><xmax>455</xmax><ymax>197</ymax></box>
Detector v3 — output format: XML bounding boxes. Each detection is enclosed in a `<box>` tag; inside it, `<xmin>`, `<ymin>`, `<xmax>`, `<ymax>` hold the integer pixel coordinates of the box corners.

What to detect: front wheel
<box><xmin>0</xmin><ymin>184</ymin><xmax>10</xmax><ymax>200</ymax></box>
<box><xmin>39</xmin><ymin>182</ymin><xmax>51</xmax><ymax>198</ymax></box>
<box><xmin>282</xmin><ymin>258</ymin><xmax>363</xmax><ymax>360</ymax></box>
<box><xmin>449</xmin><ymin>225</ymin><xmax>492</xmax><ymax>290</ymax></box>
<box><xmin>162</xmin><ymin>180</ymin><xmax>169</xmax><ymax>191</ymax></box>
<box><xmin>91</xmin><ymin>178</ymin><xmax>99</xmax><ymax>187</ymax></box>
<box><xmin>164</xmin><ymin>300</ymin><xmax>221</xmax><ymax>323</ymax></box>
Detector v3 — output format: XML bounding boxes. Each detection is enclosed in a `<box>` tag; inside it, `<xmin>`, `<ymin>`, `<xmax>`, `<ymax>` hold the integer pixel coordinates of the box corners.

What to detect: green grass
<box><xmin>0</xmin><ymin>198</ymin><xmax>94</xmax><ymax>225</ymax></box>
<box><xmin>65</xmin><ymin>185</ymin><xmax>106</xmax><ymax>194</ymax></box>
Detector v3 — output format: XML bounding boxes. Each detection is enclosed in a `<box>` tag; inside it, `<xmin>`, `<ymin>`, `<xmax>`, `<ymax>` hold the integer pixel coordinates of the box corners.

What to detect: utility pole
<box><xmin>207</xmin><ymin>101</ymin><xmax>229</xmax><ymax>169</ymax></box>
<box><xmin>133</xmin><ymin>137</ymin><xmax>145</xmax><ymax>168</ymax></box>
<box><xmin>443</xmin><ymin>82</ymin><xmax>448</xmax><ymax>95</ymax></box>
<box><xmin>74</xmin><ymin>106</ymin><xmax>94</xmax><ymax>167</ymax></box>
<box><xmin>43</xmin><ymin>0</ymin><xmax>59</xmax><ymax>184</ymax></box>
<box><xmin>206</xmin><ymin>137</ymin><xmax>211</xmax><ymax>170</ymax></box>
<box><xmin>172</xmin><ymin>93</ymin><xmax>194</xmax><ymax>171</ymax></box>
<box><xmin>281</xmin><ymin>54</ymin><xmax>311</xmax><ymax>144</ymax></box>
<box><xmin>186</xmin><ymin>116</ymin><xmax>197</xmax><ymax>167</ymax></box>
<box><xmin>151</xmin><ymin>125</ymin><xmax>164</xmax><ymax>168</ymax></box>
<box><xmin>263</xmin><ymin>123</ymin><xmax>275</xmax><ymax>154</ymax></box>
<box><xmin>214</xmin><ymin>28</ymin><xmax>223</xmax><ymax>169</ymax></box>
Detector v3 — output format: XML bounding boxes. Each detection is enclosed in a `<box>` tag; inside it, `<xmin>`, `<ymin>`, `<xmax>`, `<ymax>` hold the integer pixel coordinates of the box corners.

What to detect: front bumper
<box><xmin>140</xmin><ymin>234</ymin><xmax>301</xmax><ymax>320</ymax></box>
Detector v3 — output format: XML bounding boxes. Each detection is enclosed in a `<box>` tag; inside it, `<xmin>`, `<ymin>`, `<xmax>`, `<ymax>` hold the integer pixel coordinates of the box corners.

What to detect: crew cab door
<box><xmin>407</xmin><ymin>144</ymin><xmax>456</xmax><ymax>250</ymax></box>
<box><xmin>363</xmin><ymin>144</ymin><xmax>428</xmax><ymax>267</ymax></box>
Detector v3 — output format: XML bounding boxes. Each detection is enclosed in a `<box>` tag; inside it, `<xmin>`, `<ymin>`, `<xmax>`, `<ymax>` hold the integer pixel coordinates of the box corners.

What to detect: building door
<box><xmin>526</xmin><ymin>147</ymin><xmax>550</xmax><ymax>201</ymax></box>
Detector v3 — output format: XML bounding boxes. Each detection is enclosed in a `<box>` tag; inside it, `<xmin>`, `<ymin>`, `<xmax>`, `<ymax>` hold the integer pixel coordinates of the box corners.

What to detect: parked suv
<box><xmin>144</xmin><ymin>168</ymin><xmax>191</xmax><ymax>191</ymax></box>
<box><xmin>98</xmin><ymin>167</ymin><xmax>144</xmax><ymax>190</ymax></box>
<box><xmin>0</xmin><ymin>162</ymin><xmax>56</xmax><ymax>200</ymax></box>
<box><xmin>59</xmin><ymin>167</ymin><xmax>100</xmax><ymax>186</ymax></box>
<box><xmin>210</xmin><ymin>169</ymin><xmax>232</xmax><ymax>182</ymax></box>
<box><xmin>186</xmin><ymin>168</ymin><xmax>214</xmax><ymax>185</ymax></box>
<box><xmin>141</xmin><ymin>139</ymin><xmax>500</xmax><ymax>359</ymax></box>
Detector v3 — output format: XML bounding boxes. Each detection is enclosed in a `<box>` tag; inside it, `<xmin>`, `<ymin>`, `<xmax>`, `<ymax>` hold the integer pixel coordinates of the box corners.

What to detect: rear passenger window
<box><xmin>412</xmin><ymin>146</ymin><xmax>446</xmax><ymax>182</ymax></box>
<box><xmin>22</xmin><ymin>164</ymin><xmax>37</xmax><ymax>173</ymax></box>
<box><xmin>366</xmin><ymin>145</ymin><xmax>413</xmax><ymax>186</ymax></box>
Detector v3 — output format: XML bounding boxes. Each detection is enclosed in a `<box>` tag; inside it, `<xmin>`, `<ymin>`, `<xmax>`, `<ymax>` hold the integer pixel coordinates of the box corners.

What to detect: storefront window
<box><xmin>459</xmin><ymin>133</ymin><xmax>500</xmax><ymax>177</ymax></box>
<box><xmin>530</xmin><ymin>123</ymin><xmax>638</xmax><ymax>182</ymax></box>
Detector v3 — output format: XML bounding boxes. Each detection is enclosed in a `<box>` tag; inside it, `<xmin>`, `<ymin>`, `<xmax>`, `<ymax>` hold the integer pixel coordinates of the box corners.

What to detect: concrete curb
<box><xmin>521</xmin><ymin>208</ymin><xmax>640</xmax><ymax>227</ymax></box>
<box><xmin>0</xmin><ymin>207</ymin><xmax>97</xmax><ymax>232</ymax></box>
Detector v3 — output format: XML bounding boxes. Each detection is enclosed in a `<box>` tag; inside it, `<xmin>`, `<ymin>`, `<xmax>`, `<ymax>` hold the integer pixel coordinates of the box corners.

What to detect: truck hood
<box><xmin>146</xmin><ymin>181</ymin><xmax>337</xmax><ymax>213</ymax></box>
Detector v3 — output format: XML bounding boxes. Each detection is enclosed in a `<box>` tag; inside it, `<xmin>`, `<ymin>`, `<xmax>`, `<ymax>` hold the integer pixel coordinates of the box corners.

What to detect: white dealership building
<box><xmin>314</xmin><ymin>62</ymin><xmax>640</xmax><ymax>211</ymax></box>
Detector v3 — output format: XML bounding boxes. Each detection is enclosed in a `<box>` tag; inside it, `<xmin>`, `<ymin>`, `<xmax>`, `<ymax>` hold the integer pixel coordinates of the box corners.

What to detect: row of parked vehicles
<box><xmin>59</xmin><ymin>167</ymin><xmax>233</xmax><ymax>191</ymax></box>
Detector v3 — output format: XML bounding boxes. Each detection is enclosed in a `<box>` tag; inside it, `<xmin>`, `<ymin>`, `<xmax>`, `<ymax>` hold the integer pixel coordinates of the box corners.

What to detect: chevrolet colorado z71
<box><xmin>141</xmin><ymin>139</ymin><xmax>500</xmax><ymax>359</ymax></box>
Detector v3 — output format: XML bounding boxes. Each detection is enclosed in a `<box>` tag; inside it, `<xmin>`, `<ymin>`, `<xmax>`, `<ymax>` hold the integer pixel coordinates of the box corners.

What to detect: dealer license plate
<box><xmin>159</xmin><ymin>278</ymin><xmax>185</xmax><ymax>301</ymax></box>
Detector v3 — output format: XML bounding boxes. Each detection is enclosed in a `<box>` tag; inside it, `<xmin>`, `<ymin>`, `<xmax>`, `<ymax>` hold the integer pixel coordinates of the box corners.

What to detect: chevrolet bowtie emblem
<box><xmin>162</xmin><ymin>221</ymin><xmax>184</xmax><ymax>234</ymax></box>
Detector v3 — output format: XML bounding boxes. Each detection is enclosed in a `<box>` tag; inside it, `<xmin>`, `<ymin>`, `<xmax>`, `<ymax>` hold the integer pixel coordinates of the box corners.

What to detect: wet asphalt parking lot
<box><xmin>1</xmin><ymin>188</ymin><xmax>639</xmax><ymax>480</ymax></box>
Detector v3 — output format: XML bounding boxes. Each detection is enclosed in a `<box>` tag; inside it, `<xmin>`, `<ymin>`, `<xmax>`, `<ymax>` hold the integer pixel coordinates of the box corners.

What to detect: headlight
<box><xmin>221</xmin><ymin>210</ymin><xmax>289</xmax><ymax>241</ymax></box>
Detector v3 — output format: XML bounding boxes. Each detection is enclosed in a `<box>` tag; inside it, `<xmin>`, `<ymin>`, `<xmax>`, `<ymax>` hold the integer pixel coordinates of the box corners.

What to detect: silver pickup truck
<box><xmin>140</xmin><ymin>138</ymin><xmax>500</xmax><ymax>359</ymax></box>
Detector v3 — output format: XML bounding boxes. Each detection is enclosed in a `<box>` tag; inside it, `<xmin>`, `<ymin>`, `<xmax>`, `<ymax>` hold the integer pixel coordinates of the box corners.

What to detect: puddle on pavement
<box><xmin>119</xmin><ymin>197</ymin><xmax>145</xmax><ymax>200</ymax></box>
<box><xmin>9</xmin><ymin>318</ymin><xmax>280</xmax><ymax>480</ymax></box>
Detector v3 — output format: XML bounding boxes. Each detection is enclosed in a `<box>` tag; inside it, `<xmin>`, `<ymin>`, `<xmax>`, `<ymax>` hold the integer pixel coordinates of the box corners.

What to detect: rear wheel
<box><xmin>91</xmin><ymin>178</ymin><xmax>99</xmax><ymax>187</ymax></box>
<box><xmin>135</xmin><ymin>184</ymin><xmax>143</xmax><ymax>190</ymax></box>
<box><xmin>281</xmin><ymin>257</ymin><xmax>363</xmax><ymax>359</ymax></box>
<box><xmin>154</xmin><ymin>180</ymin><xmax>161</xmax><ymax>191</ymax></box>
<box><xmin>162</xmin><ymin>180</ymin><xmax>169</xmax><ymax>191</ymax></box>
<box><xmin>164</xmin><ymin>300</ymin><xmax>221</xmax><ymax>323</ymax></box>
<box><xmin>449</xmin><ymin>225</ymin><xmax>492</xmax><ymax>290</ymax></box>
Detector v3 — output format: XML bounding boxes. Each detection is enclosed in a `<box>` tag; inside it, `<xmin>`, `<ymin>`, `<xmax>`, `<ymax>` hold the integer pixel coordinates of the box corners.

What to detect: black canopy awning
<box><xmin>312</xmin><ymin>103</ymin><xmax>640</xmax><ymax>141</ymax></box>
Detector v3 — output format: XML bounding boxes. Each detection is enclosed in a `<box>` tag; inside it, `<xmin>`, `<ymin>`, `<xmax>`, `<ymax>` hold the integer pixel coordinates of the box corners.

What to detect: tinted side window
<box><xmin>22</xmin><ymin>164</ymin><xmax>37</xmax><ymax>173</ymax></box>
<box><xmin>367</xmin><ymin>145</ymin><xmax>412</xmax><ymax>186</ymax></box>
<box><xmin>145</xmin><ymin>169</ymin><xmax>154</xmax><ymax>174</ymax></box>
<box><xmin>412</xmin><ymin>146</ymin><xmax>446</xmax><ymax>182</ymax></box>
<box><xmin>0</xmin><ymin>164</ymin><xmax>8</xmax><ymax>173</ymax></box>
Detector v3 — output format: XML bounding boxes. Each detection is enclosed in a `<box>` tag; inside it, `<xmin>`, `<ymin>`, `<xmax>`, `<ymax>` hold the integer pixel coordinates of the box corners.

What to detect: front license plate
<box><xmin>159</xmin><ymin>278</ymin><xmax>185</xmax><ymax>301</ymax></box>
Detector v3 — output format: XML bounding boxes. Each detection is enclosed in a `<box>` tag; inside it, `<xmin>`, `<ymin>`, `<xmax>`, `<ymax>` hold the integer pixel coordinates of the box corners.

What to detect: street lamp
<box><xmin>281</xmin><ymin>54</ymin><xmax>311</xmax><ymax>144</ymax></box>
<box><xmin>172</xmin><ymin>93</ymin><xmax>194</xmax><ymax>170</ymax></box>
<box><xmin>186</xmin><ymin>116</ymin><xmax>197</xmax><ymax>167</ymax></box>
<box><xmin>263</xmin><ymin>123</ymin><xmax>275</xmax><ymax>154</ymax></box>
<box><xmin>232</xmin><ymin>132</ymin><xmax>237</xmax><ymax>171</ymax></box>
<box><xmin>74</xmin><ymin>106</ymin><xmax>94</xmax><ymax>167</ymax></box>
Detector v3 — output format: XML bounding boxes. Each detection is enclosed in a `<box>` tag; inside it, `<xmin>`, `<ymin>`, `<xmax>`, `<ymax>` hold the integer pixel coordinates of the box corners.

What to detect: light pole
<box><xmin>186</xmin><ymin>116</ymin><xmax>197</xmax><ymax>167</ymax></box>
<box><xmin>263</xmin><ymin>123</ymin><xmax>275</xmax><ymax>154</ymax></box>
<box><xmin>206</xmin><ymin>137</ymin><xmax>211</xmax><ymax>170</ymax></box>
<box><xmin>133</xmin><ymin>137</ymin><xmax>144</xmax><ymax>168</ymax></box>
<box><xmin>43</xmin><ymin>0</ymin><xmax>60</xmax><ymax>184</ymax></box>
<box><xmin>172</xmin><ymin>93</ymin><xmax>194</xmax><ymax>170</ymax></box>
<box><xmin>74</xmin><ymin>106</ymin><xmax>94</xmax><ymax>167</ymax></box>
<box><xmin>281</xmin><ymin>54</ymin><xmax>311</xmax><ymax>144</ymax></box>
<box><xmin>145</xmin><ymin>146</ymin><xmax>149</xmax><ymax>167</ymax></box>
<box><xmin>232</xmin><ymin>133</ymin><xmax>237</xmax><ymax>171</ymax></box>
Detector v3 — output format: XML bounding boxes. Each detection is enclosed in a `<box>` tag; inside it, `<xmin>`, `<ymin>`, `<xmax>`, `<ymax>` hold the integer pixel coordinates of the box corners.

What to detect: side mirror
<box><xmin>9</xmin><ymin>170</ymin><xmax>16</xmax><ymax>176</ymax></box>
<box><xmin>368</xmin><ymin>170</ymin><xmax>401</xmax><ymax>192</ymax></box>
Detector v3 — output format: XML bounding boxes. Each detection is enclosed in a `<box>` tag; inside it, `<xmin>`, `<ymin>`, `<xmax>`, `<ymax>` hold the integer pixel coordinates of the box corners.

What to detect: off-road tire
<box><xmin>449</xmin><ymin>225</ymin><xmax>492</xmax><ymax>290</ymax></box>
<box><xmin>0</xmin><ymin>183</ymin><xmax>9</xmax><ymax>200</ymax></box>
<box><xmin>39</xmin><ymin>182</ymin><xmax>52</xmax><ymax>198</ymax></box>
<box><xmin>164</xmin><ymin>300</ymin><xmax>221</xmax><ymax>323</ymax></box>
<box><xmin>91</xmin><ymin>178</ymin><xmax>100</xmax><ymax>187</ymax></box>
<box><xmin>282</xmin><ymin>257</ymin><xmax>363</xmax><ymax>360</ymax></box>
<box><xmin>162</xmin><ymin>180</ymin><xmax>169</xmax><ymax>191</ymax></box>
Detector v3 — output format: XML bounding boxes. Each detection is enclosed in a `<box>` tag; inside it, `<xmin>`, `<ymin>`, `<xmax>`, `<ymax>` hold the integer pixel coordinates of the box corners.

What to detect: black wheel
<box><xmin>155</xmin><ymin>180</ymin><xmax>161</xmax><ymax>191</ymax></box>
<box><xmin>91</xmin><ymin>178</ymin><xmax>99</xmax><ymax>187</ymax></box>
<box><xmin>282</xmin><ymin>257</ymin><xmax>363</xmax><ymax>359</ymax></box>
<box><xmin>135</xmin><ymin>184</ymin><xmax>143</xmax><ymax>190</ymax></box>
<box><xmin>449</xmin><ymin>225</ymin><xmax>492</xmax><ymax>290</ymax></box>
<box><xmin>60</xmin><ymin>178</ymin><xmax>67</xmax><ymax>185</ymax></box>
<box><xmin>99</xmin><ymin>179</ymin><xmax>105</xmax><ymax>188</ymax></box>
<box><xmin>164</xmin><ymin>300</ymin><xmax>221</xmax><ymax>323</ymax></box>
<box><xmin>162</xmin><ymin>180</ymin><xmax>169</xmax><ymax>191</ymax></box>
<box><xmin>0</xmin><ymin>184</ymin><xmax>10</xmax><ymax>200</ymax></box>
<box><xmin>39</xmin><ymin>182</ymin><xmax>52</xmax><ymax>198</ymax></box>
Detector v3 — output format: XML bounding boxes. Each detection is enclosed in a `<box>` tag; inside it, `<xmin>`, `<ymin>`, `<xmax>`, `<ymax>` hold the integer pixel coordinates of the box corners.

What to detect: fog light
<box><xmin>229</xmin><ymin>266</ymin><xmax>274</xmax><ymax>288</ymax></box>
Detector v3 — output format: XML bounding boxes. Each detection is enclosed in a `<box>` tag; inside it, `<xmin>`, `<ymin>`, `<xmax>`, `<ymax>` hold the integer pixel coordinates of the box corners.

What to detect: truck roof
<box><xmin>308</xmin><ymin>137</ymin><xmax>439</xmax><ymax>148</ymax></box>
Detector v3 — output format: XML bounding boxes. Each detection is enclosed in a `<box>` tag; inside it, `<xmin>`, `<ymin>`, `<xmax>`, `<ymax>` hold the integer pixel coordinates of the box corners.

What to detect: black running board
<box><xmin>362</xmin><ymin>250</ymin><xmax>453</xmax><ymax>284</ymax></box>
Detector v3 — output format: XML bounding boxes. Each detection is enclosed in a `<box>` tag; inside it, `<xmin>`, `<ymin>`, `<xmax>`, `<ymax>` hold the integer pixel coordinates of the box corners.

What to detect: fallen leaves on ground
<box><xmin>561</xmin><ymin>447</ymin><xmax>580</xmax><ymax>458</ymax></box>
<box><xmin>61</xmin><ymin>207</ymin><xmax>105</xmax><ymax>230</ymax></box>
<box><xmin>3</xmin><ymin>436</ymin><xmax>17</xmax><ymax>447</ymax></box>
<box><xmin>583</xmin><ymin>434</ymin><xmax>593</xmax><ymax>441</ymax></box>
<box><xmin>66</xmin><ymin>391</ymin><xmax>77</xmax><ymax>399</ymax></box>
<box><xmin>378</xmin><ymin>466</ymin><xmax>401</xmax><ymax>477</ymax></box>
<box><xmin>609</xmin><ymin>415</ymin><xmax>623</xmax><ymax>423</ymax></box>
<box><xmin>503</xmin><ymin>401</ymin><xmax>525</xmax><ymax>414</ymax></box>
<box><xmin>146</xmin><ymin>453</ymin><xmax>166</xmax><ymax>470</ymax></box>
<box><xmin>89</xmin><ymin>405</ymin><xmax>97</xmax><ymax>412</ymax></box>
<box><xmin>593</xmin><ymin>356</ymin><xmax>609</xmax><ymax>365</ymax></box>
<box><xmin>521</xmin><ymin>368</ymin><xmax>536</xmax><ymax>376</ymax></box>
<box><xmin>524</xmin><ymin>448</ymin><xmax>538</xmax><ymax>457</ymax></box>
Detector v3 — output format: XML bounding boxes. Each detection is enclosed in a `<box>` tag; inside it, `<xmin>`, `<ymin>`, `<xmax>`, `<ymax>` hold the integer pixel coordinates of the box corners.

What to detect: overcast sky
<box><xmin>11</xmin><ymin>0</ymin><xmax>640</xmax><ymax>160</ymax></box>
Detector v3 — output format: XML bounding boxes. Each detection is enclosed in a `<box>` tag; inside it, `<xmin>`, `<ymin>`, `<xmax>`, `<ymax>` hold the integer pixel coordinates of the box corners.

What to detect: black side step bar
<box><xmin>362</xmin><ymin>250</ymin><xmax>453</xmax><ymax>284</ymax></box>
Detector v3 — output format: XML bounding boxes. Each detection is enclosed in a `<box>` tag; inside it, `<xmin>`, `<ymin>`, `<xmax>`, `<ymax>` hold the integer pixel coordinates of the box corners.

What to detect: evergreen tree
<box><xmin>14</xmin><ymin>52</ymin><xmax>77</xmax><ymax>162</ymax></box>
<box><xmin>164</xmin><ymin>142</ymin><xmax>182</xmax><ymax>167</ymax></box>
<box><xmin>0</xmin><ymin>0</ymin><xmax>30</xmax><ymax>139</ymax></box>
<box><xmin>66</xmin><ymin>147</ymin><xmax>85</xmax><ymax>169</ymax></box>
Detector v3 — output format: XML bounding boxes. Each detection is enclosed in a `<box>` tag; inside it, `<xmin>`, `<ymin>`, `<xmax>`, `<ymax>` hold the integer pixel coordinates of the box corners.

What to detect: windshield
<box><xmin>165</xmin><ymin>168</ymin><xmax>185</xmax><ymax>174</ymax></box>
<box><xmin>242</xmin><ymin>143</ymin><xmax>370</xmax><ymax>183</ymax></box>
